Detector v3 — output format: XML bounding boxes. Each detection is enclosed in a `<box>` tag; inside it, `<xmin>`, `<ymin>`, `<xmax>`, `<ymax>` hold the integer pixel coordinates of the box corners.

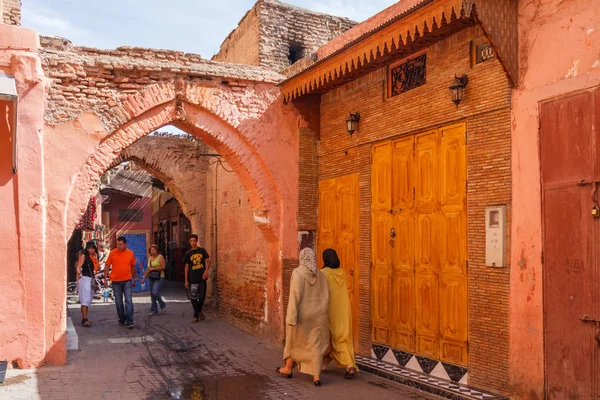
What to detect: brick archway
<box><xmin>66</xmin><ymin>84</ymin><xmax>284</xmax><ymax>244</ymax></box>
<box><xmin>105</xmin><ymin>134</ymin><xmax>214</xmax><ymax>235</ymax></box>
<box><xmin>36</xmin><ymin>44</ymin><xmax>302</xmax><ymax>364</ymax></box>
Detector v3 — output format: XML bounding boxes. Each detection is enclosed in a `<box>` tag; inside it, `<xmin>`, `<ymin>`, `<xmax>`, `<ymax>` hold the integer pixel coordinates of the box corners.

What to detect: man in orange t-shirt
<box><xmin>104</xmin><ymin>236</ymin><xmax>137</xmax><ymax>328</ymax></box>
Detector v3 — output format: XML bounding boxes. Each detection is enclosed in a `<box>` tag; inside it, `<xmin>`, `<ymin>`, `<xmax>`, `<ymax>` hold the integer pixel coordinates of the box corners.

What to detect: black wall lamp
<box><xmin>449</xmin><ymin>74</ymin><xmax>468</xmax><ymax>107</ymax></box>
<box><xmin>346</xmin><ymin>112</ymin><xmax>360</xmax><ymax>136</ymax></box>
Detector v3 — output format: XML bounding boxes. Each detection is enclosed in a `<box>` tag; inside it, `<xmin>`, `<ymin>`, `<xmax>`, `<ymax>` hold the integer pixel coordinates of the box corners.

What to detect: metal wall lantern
<box><xmin>449</xmin><ymin>74</ymin><xmax>469</xmax><ymax>107</ymax></box>
<box><xmin>346</xmin><ymin>112</ymin><xmax>360</xmax><ymax>136</ymax></box>
<box><xmin>0</xmin><ymin>74</ymin><xmax>18</xmax><ymax>173</ymax></box>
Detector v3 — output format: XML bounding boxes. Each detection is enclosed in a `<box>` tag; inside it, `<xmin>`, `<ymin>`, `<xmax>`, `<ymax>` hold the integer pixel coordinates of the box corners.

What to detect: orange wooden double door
<box><xmin>371</xmin><ymin>123</ymin><xmax>468</xmax><ymax>366</ymax></box>
<box><xmin>318</xmin><ymin>174</ymin><xmax>360</xmax><ymax>349</ymax></box>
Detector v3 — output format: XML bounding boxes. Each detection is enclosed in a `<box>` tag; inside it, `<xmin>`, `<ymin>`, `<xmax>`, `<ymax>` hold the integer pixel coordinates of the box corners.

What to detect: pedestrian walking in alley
<box><xmin>144</xmin><ymin>244</ymin><xmax>167</xmax><ymax>316</ymax></box>
<box><xmin>76</xmin><ymin>240</ymin><xmax>99</xmax><ymax>327</ymax></box>
<box><xmin>183</xmin><ymin>234</ymin><xmax>210</xmax><ymax>323</ymax></box>
<box><xmin>320</xmin><ymin>248</ymin><xmax>359</xmax><ymax>379</ymax></box>
<box><xmin>277</xmin><ymin>247</ymin><xmax>330</xmax><ymax>387</ymax></box>
<box><xmin>104</xmin><ymin>236</ymin><xmax>137</xmax><ymax>328</ymax></box>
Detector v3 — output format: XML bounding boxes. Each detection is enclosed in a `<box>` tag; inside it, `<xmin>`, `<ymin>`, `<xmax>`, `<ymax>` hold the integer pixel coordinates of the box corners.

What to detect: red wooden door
<box><xmin>541</xmin><ymin>89</ymin><xmax>599</xmax><ymax>399</ymax></box>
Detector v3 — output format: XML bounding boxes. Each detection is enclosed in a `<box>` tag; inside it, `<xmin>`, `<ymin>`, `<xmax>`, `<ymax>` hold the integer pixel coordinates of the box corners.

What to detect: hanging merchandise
<box><xmin>75</xmin><ymin>196</ymin><xmax>97</xmax><ymax>231</ymax></box>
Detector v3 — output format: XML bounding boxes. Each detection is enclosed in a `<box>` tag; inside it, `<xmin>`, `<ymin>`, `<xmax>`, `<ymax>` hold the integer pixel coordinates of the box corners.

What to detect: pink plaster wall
<box><xmin>103</xmin><ymin>193</ymin><xmax>153</xmax><ymax>247</ymax></box>
<box><xmin>0</xmin><ymin>24</ymin><xmax>48</xmax><ymax>367</ymax></box>
<box><xmin>511</xmin><ymin>1</ymin><xmax>600</xmax><ymax>398</ymax></box>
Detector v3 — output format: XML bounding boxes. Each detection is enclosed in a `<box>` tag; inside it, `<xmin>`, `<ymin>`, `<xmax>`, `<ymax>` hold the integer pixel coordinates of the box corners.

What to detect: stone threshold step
<box><xmin>356</xmin><ymin>355</ymin><xmax>507</xmax><ymax>400</ymax></box>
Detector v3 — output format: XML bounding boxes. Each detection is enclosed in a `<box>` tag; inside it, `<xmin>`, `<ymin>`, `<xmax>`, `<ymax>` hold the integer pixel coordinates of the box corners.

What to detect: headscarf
<box><xmin>299</xmin><ymin>247</ymin><xmax>318</xmax><ymax>276</ymax></box>
<box><xmin>322</xmin><ymin>248</ymin><xmax>340</xmax><ymax>269</ymax></box>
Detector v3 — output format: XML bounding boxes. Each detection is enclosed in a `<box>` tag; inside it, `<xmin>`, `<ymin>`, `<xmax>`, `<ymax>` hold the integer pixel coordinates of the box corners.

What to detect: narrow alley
<box><xmin>0</xmin><ymin>283</ymin><xmax>437</xmax><ymax>400</ymax></box>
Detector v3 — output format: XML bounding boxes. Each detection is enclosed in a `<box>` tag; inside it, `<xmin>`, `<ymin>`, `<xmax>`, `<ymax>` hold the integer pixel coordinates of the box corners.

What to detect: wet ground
<box><xmin>0</xmin><ymin>281</ymin><xmax>440</xmax><ymax>400</ymax></box>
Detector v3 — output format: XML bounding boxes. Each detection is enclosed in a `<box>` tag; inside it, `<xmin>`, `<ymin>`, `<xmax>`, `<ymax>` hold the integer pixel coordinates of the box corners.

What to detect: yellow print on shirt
<box><xmin>190</xmin><ymin>253</ymin><xmax>204</xmax><ymax>270</ymax></box>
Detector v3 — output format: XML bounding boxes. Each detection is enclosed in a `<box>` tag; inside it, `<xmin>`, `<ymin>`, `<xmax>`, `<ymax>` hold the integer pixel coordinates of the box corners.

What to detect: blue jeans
<box><xmin>112</xmin><ymin>280</ymin><xmax>134</xmax><ymax>325</ymax></box>
<box><xmin>149</xmin><ymin>278</ymin><xmax>166</xmax><ymax>313</ymax></box>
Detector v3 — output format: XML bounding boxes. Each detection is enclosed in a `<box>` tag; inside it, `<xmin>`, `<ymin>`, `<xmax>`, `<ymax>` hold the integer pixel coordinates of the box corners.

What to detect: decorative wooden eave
<box><xmin>279</xmin><ymin>0</ymin><xmax>517</xmax><ymax>103</ymax></box>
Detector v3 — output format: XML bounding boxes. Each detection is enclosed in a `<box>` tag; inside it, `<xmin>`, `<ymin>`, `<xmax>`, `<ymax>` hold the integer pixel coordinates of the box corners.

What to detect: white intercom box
<box><xmin>485</xmin><ymin>205</ymin><xmax>506</xmax><ymax>267</ymax></box>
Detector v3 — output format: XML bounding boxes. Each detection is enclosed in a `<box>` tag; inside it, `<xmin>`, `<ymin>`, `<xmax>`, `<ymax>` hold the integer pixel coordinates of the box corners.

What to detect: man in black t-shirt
<box><xmin>183</xmin><ymin>234</ymin><xmax>210</xmax><ymax>323</ymax></box>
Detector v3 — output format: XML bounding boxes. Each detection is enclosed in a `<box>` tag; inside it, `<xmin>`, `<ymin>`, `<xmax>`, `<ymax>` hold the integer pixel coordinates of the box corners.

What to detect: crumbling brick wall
<box><xmin>1</xmin><ymin>0</ymin><xmax>21</xmax><ymax>26</ymax></box>
<box><xmin>38</xmin><ymin>36</ymin><xmax>284</xmax><ymax>130</ymax></box>
<box><xmin>213</xmin><ymin>0</ymin><xmax>356</xmax><ymax>72</ymax></box>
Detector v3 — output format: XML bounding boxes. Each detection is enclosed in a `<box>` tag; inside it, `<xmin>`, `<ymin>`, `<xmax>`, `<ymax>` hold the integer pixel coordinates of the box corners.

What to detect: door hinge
<box><xmin>413</xmin><ymin>186</ymin><xmax>416</xmax><ymax>200</ymax></box>
<box><xmin>466</xmin><ymin>261</ymin><xmax>469</xmax><ymax>273</ymax></box>
<box><xmin>541</xmin><ymin>250</ymin><xmax>544</xmax><ymax>264</ymax></box>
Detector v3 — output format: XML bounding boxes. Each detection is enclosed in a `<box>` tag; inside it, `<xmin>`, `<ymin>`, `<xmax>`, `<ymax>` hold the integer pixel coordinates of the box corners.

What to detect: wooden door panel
<box><xmin>439</xmin><ymin>210</ymin><xmax>466</xmax><ymax>275</ymax></box>
<box><xmin>393</xmin><ymin>212</ymin><xmax>414</xmax><ymax>269</ymax></box>
<box><xmin>440</xmin><ymin>124</ymin><xmax>466</xmax><ymax>207</ymax></box>
<box><xmin>373</xmin><ymin>268</ymin><xmax>392</xmax><ymax>345</ymax></box>
<box><xmin>439</xmin><ymin>275</ymin><xmax>468</xmax><ymax>365</ymax></box>
<box><xmin>415</xmin><ymin>272</ymin><xmax>439</xmax><ymax>358</ymax></box>
<box><xmin>415</xmin><ymin>131</ymin><xmax>437</xmax><ymax>211</ymax></box>
<box><xmin>372</xmin><ymin>142</ymin><xmax>393</xmax><ymax>345</ymax></box>
<box><xmin>336</xmin><ymin>173</ymin><xmax>360</xmax><ymax>349</ymax></box>
<box><xmin>393</xmin><ymin>271</ymin><xmax>415</xmax><ymax>351</ymax></box>
<box><xmin>541</xmin><ymin>91</ymin><xmax>597</xmax><ymax>399</ymax></box>
<box><xmin>543</xmin><ymin>187</ymin><xmax>595</xmax><ymax>399</ymax></box>
<box><xmin>372</xmin><ymin>142</ymin><xmax>392</xmax><ymax>211</ymax></box>
<box><xmin>372</xmin><ymin>210</ymin><xmax>392</xmax><ymax>346</ymax></box>
<box><xmin>541</xmin><ymin>92</ymin><xmax>594</xmax><ymax>185</ymax></box>
<box><xmin>393</xmin><ymin>137</ymin><xmax>415</xmax><ymax>210</ymax></box>
<box><xmin>416</xmin><ymin>213</ymin><xmax>436</xmax><ymax>273</ymax></box>
<box><xmin>318</xmin><ymin>179</ymin><xmax>337</xmax><ymax>268</ymax></box>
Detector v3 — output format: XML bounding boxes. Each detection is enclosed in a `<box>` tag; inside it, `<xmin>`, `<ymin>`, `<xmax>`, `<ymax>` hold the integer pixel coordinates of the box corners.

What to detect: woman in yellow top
<box><xmin>143</xmin><ymin>244</ymin><xmax>167</xmax><ymax>316</ymax></box>
<box><xmin>321</xmin><ymin>248</ymin><xmax>358</xmax><ymax>379</ymax></box>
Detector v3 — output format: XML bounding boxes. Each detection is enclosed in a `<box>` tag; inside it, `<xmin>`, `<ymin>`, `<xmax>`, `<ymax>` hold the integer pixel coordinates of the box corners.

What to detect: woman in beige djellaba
<box><xmin>276</xmin><ymin>247</ymin><xmax>330</xmax><ymax>386</ymax></box>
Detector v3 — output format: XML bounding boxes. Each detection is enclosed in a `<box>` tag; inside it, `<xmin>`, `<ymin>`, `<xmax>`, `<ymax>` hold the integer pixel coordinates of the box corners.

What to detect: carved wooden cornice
<box><xmin>280</xmin><ymin>0</ymin><xmax>518</xmax><ymax>102</ymax></box>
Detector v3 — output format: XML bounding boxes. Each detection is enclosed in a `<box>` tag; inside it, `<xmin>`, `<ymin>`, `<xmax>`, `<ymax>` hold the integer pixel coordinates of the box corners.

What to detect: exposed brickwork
<box><xmin>215</xmin><ymin>163</ymin><xmax>270</xmax><ymax>335</ymax></box>
<box><xmin>315</xmin><ymin>26</ymin><xmax>512</xmax><ymax>394</ymax></box>
<box><xmin>298</xmin><ymin>127</ymin><xmax>318</xmax><ymax>231</ymax></box>
<box><xmin>212</xmin><ymin>7</ymin><xmax>261</xmax><ymax>66</ymax></box>
<box><xmin>213</xmin><ymin>0</ymin><xmax>356</xmax><ymax>73</ymax></box>
<box><xmin>1</xmin><ymin>0</ymin><xmax>21</xmax><ymax>26</ymax></box>
<box><xmin>106</xmin><ymin>135</ymin><xmax>213</xmax><ymax>242</ymax></box>
<box><xmin>465</xmin><ymin>110</ymin><xmax>511</xmax><ymax>393</ymax></box>
<box><xmin>39</xmin><ymin>39</ymin><xmax>284</xmax><ymax>129</ymax></box>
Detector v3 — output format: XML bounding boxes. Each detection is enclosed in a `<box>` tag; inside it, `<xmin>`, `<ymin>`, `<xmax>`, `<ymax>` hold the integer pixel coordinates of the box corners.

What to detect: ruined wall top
<box><xmin>213</xmin><ymin>0</ymin><xmax>356</xmax><ymax>73</ymax></box>
<box><xmin>39</xmin><ymin>36</ymin><xmax>285</xmax><ymax>128</ymax></box>
<box><xmin>1</xmin><ymin>0</ymin><xmax>21</xmax><ymax>26</ymax></box>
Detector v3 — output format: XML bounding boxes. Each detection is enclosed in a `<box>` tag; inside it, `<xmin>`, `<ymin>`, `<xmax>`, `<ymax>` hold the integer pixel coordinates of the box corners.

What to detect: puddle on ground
<box><xmin>153</xmin><ymin>374</ymin><xmax>268</xmax><ymax>400</ymax></box>
<box><xmin>1</xmin><ymin>374</ymin><xmax>31</xmax><ymax>386</ymax></box>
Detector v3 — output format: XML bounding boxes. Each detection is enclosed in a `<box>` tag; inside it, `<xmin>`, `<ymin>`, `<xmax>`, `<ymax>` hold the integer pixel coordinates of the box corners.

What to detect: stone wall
<box><xmin>1</xmin><ymin>0</ymin><xmax>21</xmax><ymax>26</ymax></box>
<box><xmin>213</xmin><ymin>0</ymin><xmax>356</xmax><ymax>72</ymax></box>
<box><xmin>317</xmin><ymin>25</ymin><xmax>512</xmax><ymax>394</ymax></box>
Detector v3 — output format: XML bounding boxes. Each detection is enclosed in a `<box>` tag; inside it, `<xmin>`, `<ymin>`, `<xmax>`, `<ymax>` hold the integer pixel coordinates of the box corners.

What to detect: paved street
<box><xmin>0</xmin><ymin>282</ymin><xmax>439</xmax><ymax>400</ymax></box>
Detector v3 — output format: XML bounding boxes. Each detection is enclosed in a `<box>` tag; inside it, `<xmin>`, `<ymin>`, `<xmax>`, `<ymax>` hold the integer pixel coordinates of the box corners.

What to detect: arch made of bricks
<box><xmin>105</xmin><ymin>154</ymin><xmax>193</xmax><ymax>222</ymax></box>
<box><xmin>66</xmin><ymin>85</ymin><xmax>283</xmax><ymax>245</ymax></box>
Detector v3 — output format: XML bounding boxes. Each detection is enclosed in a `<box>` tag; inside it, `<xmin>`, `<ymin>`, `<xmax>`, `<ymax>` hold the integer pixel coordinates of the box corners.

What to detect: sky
<box><xmin>21</xmin><ymin>0</ymin><xmax>399</xmax><ymax>58</ymax></box>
